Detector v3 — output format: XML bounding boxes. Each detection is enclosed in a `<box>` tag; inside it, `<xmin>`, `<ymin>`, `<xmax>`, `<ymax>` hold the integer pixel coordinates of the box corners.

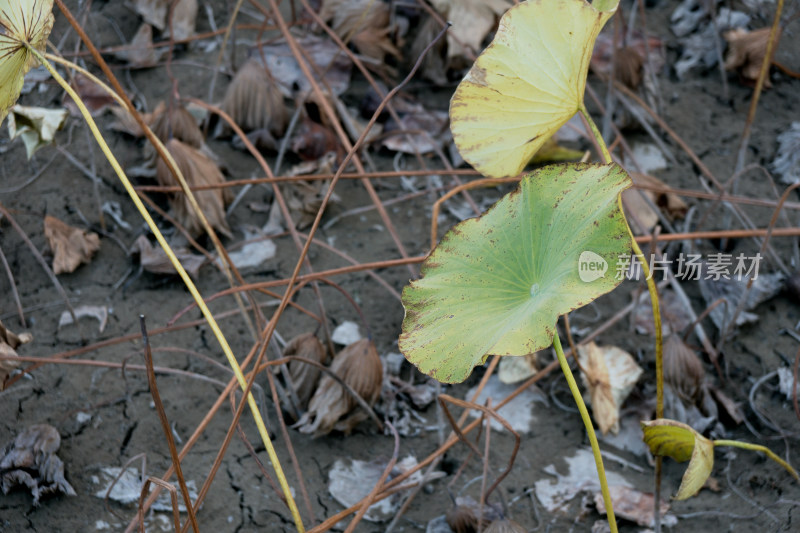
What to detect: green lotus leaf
<box><xmin>450</xmin><ymin>0</ymin><xmax>620</xmax><ymax>178</ymax></box>
<box><xmin>399</xmin><ymin>163</ymin><xmax>631</xmax><ymax>383</ymax></box>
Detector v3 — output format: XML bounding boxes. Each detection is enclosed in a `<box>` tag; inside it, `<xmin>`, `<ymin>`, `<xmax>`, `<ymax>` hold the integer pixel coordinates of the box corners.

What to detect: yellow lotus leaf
<box><xmin>0</xmin><ymin>0</ymin><xmax>55</xmax><ymax>124</ymax></box>
<box><xmin>450</xmin><ymin>0</ymin><xmax>619</xmax><ymax>178</ymax></box>
<box><xmin>641</xmin><ymin>419</ymin><xmax>715</xmax><ymax>500</ymax></box>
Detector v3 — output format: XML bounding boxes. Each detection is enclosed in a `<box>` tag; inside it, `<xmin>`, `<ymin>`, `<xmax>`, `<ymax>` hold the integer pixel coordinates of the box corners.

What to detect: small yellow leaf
<box><xmin>0</xmin><ymin>0</ymin><xmax>55</xmax><ymax>123</ymax></box>
<box><xmin>450</xmin><ymin>0</ymin><xmax>619</xmax><ymax>178</ymax></box>
<box><xmin>641</xmin><ymin>419</ymin><xmax>715</xmax><ymax>500</ymax></box>
<box><xmin>8</xmin><ymin>105</ymin><xmax>67</xmax><ymax>158</ymax></box>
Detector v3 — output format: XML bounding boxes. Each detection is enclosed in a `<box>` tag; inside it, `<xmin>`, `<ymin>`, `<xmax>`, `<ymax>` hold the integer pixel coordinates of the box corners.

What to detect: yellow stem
<box><xmin>28</xmin><ymin>46</ymin><xmax>306</xmax><ymax>532</ymax></box>
<box><xmin>714</xmin><ymin>440</ymin><xmax>799</xmax><ymax>480</ymax></box>
<box><xmin>578</xmin><ymin>105</ymin><xmax>663</xmax><ymax>418</ymax></box>
<box><xmin>553</xmin><ymin>333</ymin><xmax>618</xmax><ymax>533</ymax></box>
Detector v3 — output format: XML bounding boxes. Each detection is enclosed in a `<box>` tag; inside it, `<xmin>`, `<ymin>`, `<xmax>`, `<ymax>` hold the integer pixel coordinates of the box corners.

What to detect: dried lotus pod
<box><xmin>151</xmin><ymin>101</ymin><xmax>204</xmax><ymax>148</ymax></box>
<box><xmin>294</xmin><ymin>338</ymin><xmax>383</xmax><ymax>437</ymax></box>
<box><xmin>155</xmin><ymin>139</ymin><xmax>232</xmax><ymax>238</ymax></box>
<box><xmin>446</xmin><ymin>504</ymin><xmax>483</xmax><ymax>533</ymax></box>
<box><xmin>284</xmin><ymin>333</ymin><xmax>327</xmax><ymax>408</ymax></box>
<box><xmin>613</xmin><ymin>46</ymin><xmax>644</xmax><ymax>90</ymax></box>
<box><xmin>220</xmin><ymin>58</ymin><xmax>288</xmax><ymax>136</ymax></box>
<box><xmin>663</xmin><ymin>334</ymin><xmax>705</xmax><ymax>404</ymax></box>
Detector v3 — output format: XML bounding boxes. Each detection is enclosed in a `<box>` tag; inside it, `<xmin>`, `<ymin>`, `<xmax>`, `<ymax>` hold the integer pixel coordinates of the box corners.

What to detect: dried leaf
<box><xmin>699</xmin><ymin>271</ymin><xmax>784</xmax><ymax>332</ymax></box>
<box><xmin>295</xmin><ymin>338</ymin><xmax>382</xmax><ymax>436</ymax></box>
<box><xmin>772</xmin><ymin>122</ymin><xmax>800</xmax><ymax>185</ymax></box>
<box><xmin>131</xmin><ymin>0</ymin><xmax>196</xmax><ymax>38</ymax></box>
<box><xmin>466</xmin><ymin>375</ymin><xmax>547</xmax><ymax>434</ymax></box>
<box><xmin>167</xmin><ymin>0</ymin><xmax>197</xmax><ymax>41</ymax></box>
<box><xmin>284</xmin><ymin>333</ymin><xmax>327</xmax><ymax>408</ymax></box>
<box><xmin>220</xmin><ymin>58</ymin><xmax>287</xmax><ymax>136</ymax></box>
<box><xmin>593</xmin><ymin>485</ymin><xmax>675</xmax><ymax>528</ymax></box>
<box><xmin>724</xmin><ymin>27</ymin><xmax>780</xmax><ymax>87</ymax></box>
<box><xmin>113</xmin><ymin>23</ymin><xmax>165</xmax><ymax>68</ymax></box>
<box><xmin>707</xmin><ymin>384</ymin><xmax>744</xmax><ymax>426</ymax></box>
<box><xmin>62</xmin><ymin>74</ymin><xmax>119</xmax><ymax>117</ymax></box>
<box><xmin>672</xmin><ymin>7</ymin><xmax>750</xmax><ymax>79</ymax></box>
<box><xmin>331</xmin><ymin>320</ymin><xmax>362</xmax><ymax>345</ymax></box>
<box><xmin>43</xmin><ymin>215</ymin><xmax>100</xmax><ymax>274</ymax></box>
<box><xmin>155</xmin><ymin>139</ymin><xmax>232</xmax><ymax>238</ymax></box>
<box><xmin>592</xmin><ymin>32</ymin><xmax>664</xmax><ymax>86</ymax></box>
<box><xmin>641</xmin><ymin>418</ymin><xmax>715</xmax><ymax>500</ymax></box>
<box><xmin>663</xmin><ymin>334</ymin><xmax>705</xmax><ymax>404</ymax></box>
<box><xmin>0</xmin><ymin>320</ymin><xmax>32</xmax><ymax>390</ymax></box>
<box><xmin>578</xmin><ymin>342</ymin><xmax>643</xmax><ymax>435</ymax></box>
<box><xmin>328</xmin><ymin>456</ymin><xmax>442</xmax><ymax>522</ymax></box>
<box><xmin>382</xmin><ymin>103</ymin><xmax>449</xmax><ymax>154</ymax></box>
<box><xmin>498</xmin><ymin>353</ymin><xmax>538</xmax><ymax>384</ymax></box>
<box><xmin>410</xmin><ymin>15</ymin><xmax>448</xmax><ymax>86</ymax></box>
<box><xmin>534</xmin><ymin>448</ymin><xmax>632</xmax><ymax>512</ymax></box>
<box><xmin>58</xmin><ymin>305</ymin><xmax>108</xmax><ymax>333</ymax></box>
<box><xmin>444</xmin><ymin>496</ymin><xmax>497</xmax><ymax>532</ymax></box>
<box><xmin>1</xmin><ymin>424</ymin><xmax>76</xmax><ymax>505</ymax></box>
<box><xmin>92</xmin><ymin>466</ymin><xmax>197</xmax><ymax>511</ymax></box>
<box><xmin>217</xmin><ymin>229</ymin><xmax>276</xmax><ymax>271</ymax></box>
<box><xmin>151</xmin><ymin>101</ymin><xmax>204</xmax><ymax>148</ymax></box>
<box><xmin>256</xmin><ymin>35</ymin><xmax>352</xmax><ymax>99</ymax></box>
<box><xmin>431</xmin><ymin>0</ymin><xmax>512</xmax><ymax>61</ymax></box>
<box><xmin>131</xmin><ymin>235</ymin><xmax>205</xmax><ymax>278</ymax></box>
<box><xmin>320</xmin><ymin>0</ymin><xmax>400</xmax><ymax>61</ymax></box>
<box><xmin>8</xmin><ymin>105</ymin><xmax>68</xmax><ymax>158</ymax></box>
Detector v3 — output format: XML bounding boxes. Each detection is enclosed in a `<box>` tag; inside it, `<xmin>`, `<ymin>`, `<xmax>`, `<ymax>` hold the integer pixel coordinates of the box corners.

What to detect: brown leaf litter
<box><xmin>0</xmin><ymin>320</ymin><xmax>32</xmax><ymax>390</ymax></box>
<box><xmin>113</xmin><ymin>23</ymin><xmax>166</xmax><ymax>68</ymax></box>
<box><xmin>319</xmin><ymin>0</ymin><xmax>400</xmax><ymax>63</ymax></box>
<box><xmin>62</xmin><ymin>73</ymin><xmax>119</xmax><ymax>117</ymax></box>
<box><xmin>724</xmin><ymin>27</ymin><xmax>781</xmax><ymax>87</ymax></box>
<box><xmin>295</xmin><ymin>338</ymin><xmax>382</xmax><ymax>437</ymax></box>
<box><xmin>43</xmin><ymin>215</ymin><xmax>100</xmax><ymax>274</ymax></box>
<box><xmin>577</xmin><ymin>342</ymin><xmax>642</xmax><ymax>435</ymax></box>
<box><xmin>1</xmin><ymin>424</ymin><xmax>76</xmax><ymax>505</ymax></box>
<box><xmin>131</xmin><ymin>0</ymin><xmax>197</xmax><ymax>41</ymax></box>
<box><xmin>155</xmin><ymin>138</ymin><xmax>232</xmax><ymax>238</ymax></box>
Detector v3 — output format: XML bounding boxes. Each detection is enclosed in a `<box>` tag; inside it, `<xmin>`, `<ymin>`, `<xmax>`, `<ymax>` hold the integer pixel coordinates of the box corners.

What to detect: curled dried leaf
<box><xmin>1</xmin><ymin>424</ymin><xmax>76</xmax><ymax>505</ymax></box>
<box><xmin>0</xmin><ymin>320</ymin><xmax>32</xmax><ymax>390</ymax></box>
<box><xmin>114</xmin><ymin>23</ymin><xmax>165</xmax><ymax>68</ymax></box>
<box><xmin>43</xmin><ymin>215</ymin><xmax>100</xmax><ymax>274</ymax></box>
<box><xmin>724</xmin><ymin>27</ymin><xmax>780</xmax><ymax>87</ymax></box>
<box><xmin>291</xmin><ymin>117</ymin><xmax>339</xmax><ymax>161</ymax></box>
<box><xmin>151</xmin><ymin>101</ymin><xmax>204</xmax><ymax>148</ymax></box>
<box><xmin>284</xmin><ymin>333</ymin><xmax>327</xmax><ymax>408</ymax></box>
<box><xmin>8</xmin><ymin>105</ymin><xmax>68</xmax><ymax>159</ymax></box>
<box><xmin>295</xmin><ymin>338</ymin><xmax>383</xmax><ymax>437</ymax></box>
<box><xmin>593</xmin><ymin>485</ymin><xmax>673</xmax><ymax>528</ymax></box>
<box><xmin>62</xmin><ymin>74</ymin><xmax>119</xmax><ymax>117</ymax></box>
<box><xmin>220</xmin><ymin>58</ymin><xmax>288</xmax><ymax>136</ymax></box>
<box><xmin>663</xmin><ymin>334</ymin><xmax>705</xmax><ymax>404</ymax></box>
<box><xmin>430</xmin><ymin>0</ymin><xmax>512</xmax><ymax>62</ymax></box>
<box><xmin>641</xmin><ymin>418</ymin><xmax>714</xmax><ymax>500</ymax></box>
<box><xmin>155</xmin><ymin>139</ymin><xmax>232</xmax><ymax>238</ymax></box>
<box><xmin>320</xmin><ymin>0</ymin><xmax>400</xmax><ymax>61</ymax></box>
<box><xmin>130</xmin><ymin>235</ymin><xmax>204</xmax><ymax>278</ymax></box>
<box><xmin>578</xmin><ymin>342</ymin><xmax>643</xmax><ymax>435</ymax></box>
<box><xmin>498</xmin><ymin>353</ymin><xmax>538</xmax><ymax>384</ymax></box>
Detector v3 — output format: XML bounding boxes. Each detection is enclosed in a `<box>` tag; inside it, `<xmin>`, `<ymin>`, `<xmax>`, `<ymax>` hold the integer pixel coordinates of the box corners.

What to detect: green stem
<box><xmin>553</xmin><ymin>333</ymin><xmax>618</xmax><ymax>533</ymax></box>
<box><xmin>714</xmin><ymin>440</ymin><xmax>800</xmax><ymax>480</ymax></box>
<box><xmin>580</xmin><ymin>104</ymin><xmax>664</xmax><ymax>531</ymax></box>
<box><xmin>26</xmin><ymin>45</ymin><xmax>306</xmax><ymax>532</ymax></box>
